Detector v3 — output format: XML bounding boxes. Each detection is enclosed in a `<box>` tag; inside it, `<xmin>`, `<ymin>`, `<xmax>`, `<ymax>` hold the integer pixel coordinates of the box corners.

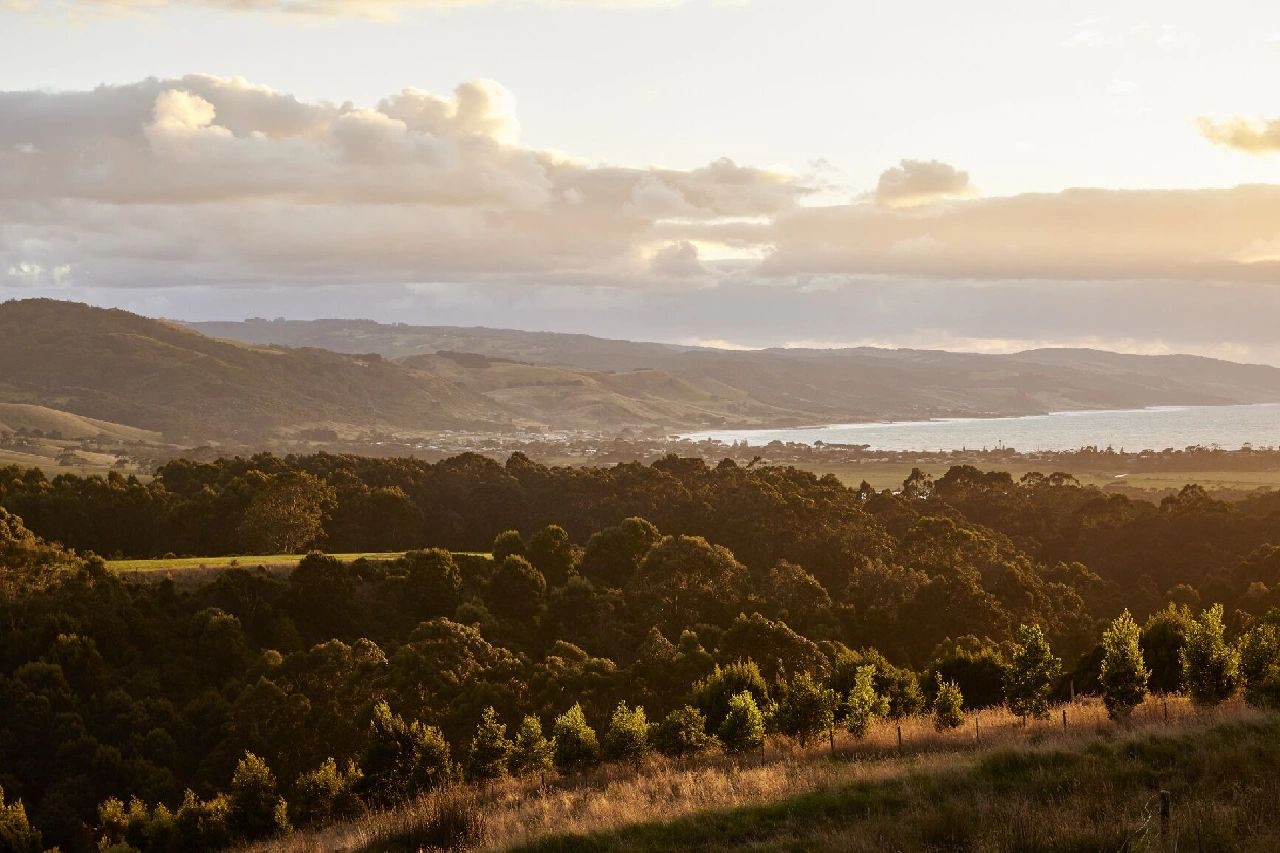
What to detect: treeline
<box><xmin>3</xmin><ymin>455</ymin><xmax>1280</xmax><ymax>849</ymax></box>
<box><xmin>2</xmin><ymin>514</ymin><xmax>1278</xmax><ymax>851</ymax></box>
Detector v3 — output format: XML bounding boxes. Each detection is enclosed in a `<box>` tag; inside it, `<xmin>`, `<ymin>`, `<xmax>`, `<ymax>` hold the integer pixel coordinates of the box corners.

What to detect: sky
<box><xmin>2</xmin><ymin>0</ymin><xmax>1280</xmax><ymax>361</ymax></box>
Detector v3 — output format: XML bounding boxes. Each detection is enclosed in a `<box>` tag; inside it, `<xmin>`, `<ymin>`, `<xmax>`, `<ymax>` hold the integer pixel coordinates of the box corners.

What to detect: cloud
<box><xmin>5</xmin><ymin>75</ymin><xmax>1280</xmax><ymax>299</ymax></box>
<box><xmin>649</xmin><ymin>241</ymin><xmax>705</xmax><ymax>277</ymax></box>
<box><xmin>8</xmin><ymin>0</ymin><xmax>688</xmax><ymax>18</ymax></box>
<box><xmin>874</xmin><ymin>159</ymin><xmax>973</xmax><ymax>208</ymax></box>
<box><xmin>757</xmin><ymin>184</ymin><xmax>1280</xmax><ymax>284</ymax></box>
<box><xmin>0</xmin><ymin>75</ymin><xmax>799</xmax><ymax>289</ymax></box>
<box><xmin>1198</xmin><ymin>115</ymin><xmax>1280</xmax><ymax>154</ymax></box>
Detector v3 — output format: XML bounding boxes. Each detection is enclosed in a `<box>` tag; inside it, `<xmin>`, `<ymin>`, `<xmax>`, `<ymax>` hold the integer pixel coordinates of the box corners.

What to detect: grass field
<box><xmin>261</xmin><ymin>696</ymin><xmax>1278</xmax><ymax>853</ymax></box>
<box><xmin>106</xmin><ymin>551</ymin><xmax>493</xmax><ymax>581</ymax></box>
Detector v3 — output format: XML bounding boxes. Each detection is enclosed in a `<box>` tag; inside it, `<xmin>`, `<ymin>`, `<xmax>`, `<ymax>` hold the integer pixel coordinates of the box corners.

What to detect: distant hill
<box><xmin>0</xmin><ymin>300</ymin><xmax>511</xmax><ymax>441</ymax></box>
<box><xmin>4</xmin><ymin>301</ymin><xmax>1280</xmax><ymax>442</ymax></box>
<box><xmin>195</xmin><ymin>316</ymin><xmax>1280</xmax><ymax>428</ymax></box>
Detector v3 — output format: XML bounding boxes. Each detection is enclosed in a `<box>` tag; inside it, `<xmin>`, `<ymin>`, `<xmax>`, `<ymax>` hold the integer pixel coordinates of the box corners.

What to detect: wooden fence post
<box><xmin>1062</xmin><ymin>707</ymin><xmax>1068</xmax><ymax>732</ymax></box>
<box><xmin>896</xmin><ymin>724</ymin><xmax>903</xmax><ymax>755</ymax></box>
<box><xmin>1160</xmin><ymin>789</ymin><xmax>1171</xmax><ymax>838</ymax></box>
<box><xmin>975</xmin><ymin>719</ymin><xmax>980</xmax><ymax>744</ymax></box>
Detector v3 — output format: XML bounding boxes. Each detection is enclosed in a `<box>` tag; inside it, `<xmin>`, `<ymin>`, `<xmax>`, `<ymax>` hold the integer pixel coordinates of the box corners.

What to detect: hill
<box><xmin>0</xmin><ymin>300</ymin><xmax>512</xmax><ymax>441</ymax></box>
<box><xmin>195</xmin><ymin>316</ymin><xmax>1280</xmax><ymax>428</ymax></box>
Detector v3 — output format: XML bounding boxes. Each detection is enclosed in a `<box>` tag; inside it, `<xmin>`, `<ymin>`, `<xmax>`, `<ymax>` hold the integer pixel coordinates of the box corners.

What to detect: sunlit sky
<box><xmin>3</xmin><ymin>0</ymin><xmax>1280</xmax><ymax>360</ymax></box>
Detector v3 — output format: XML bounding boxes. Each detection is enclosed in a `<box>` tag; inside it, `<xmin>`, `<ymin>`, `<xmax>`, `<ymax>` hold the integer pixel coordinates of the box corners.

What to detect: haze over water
<box><xmin>681</xmin><ymin>404</ymin><xmax>1280</xmax><ymax>453</ymax></box>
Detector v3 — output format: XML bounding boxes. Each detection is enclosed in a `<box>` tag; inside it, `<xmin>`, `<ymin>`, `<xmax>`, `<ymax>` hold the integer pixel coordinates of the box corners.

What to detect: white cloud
<box><xmin>1198</xmin><ymin>115</ymin><xmax>1280</xmax><ymax>154</ymax></box>
<box><xmin>874</xmin><ymin>159</ymin><xmax>974</xmax><ymax>208</ymax></box>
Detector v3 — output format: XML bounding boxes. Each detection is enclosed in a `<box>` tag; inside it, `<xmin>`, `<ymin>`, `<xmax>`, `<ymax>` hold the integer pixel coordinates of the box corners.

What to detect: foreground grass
<box><xmin>262</xmin><ymin>696</ymin><xmax>1278</xmax><ymax>853</ymax></box>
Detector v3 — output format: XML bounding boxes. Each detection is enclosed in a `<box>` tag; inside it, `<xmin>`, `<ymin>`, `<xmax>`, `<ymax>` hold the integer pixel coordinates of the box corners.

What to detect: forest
<box><xmin>2</xmin><ymin>453</ymin><xmax>1280</xmax><ymax>850</ymax></box>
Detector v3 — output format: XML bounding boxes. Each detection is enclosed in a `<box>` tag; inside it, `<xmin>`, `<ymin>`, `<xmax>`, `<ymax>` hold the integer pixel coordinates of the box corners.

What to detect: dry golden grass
<box><xmin>258</xmin><ymin>695</ymin><xmax>1269</xmax><ymax>853</ymax></box>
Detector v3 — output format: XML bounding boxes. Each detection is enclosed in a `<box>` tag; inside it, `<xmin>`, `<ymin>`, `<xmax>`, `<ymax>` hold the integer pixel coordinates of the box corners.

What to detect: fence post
<box><xmin>896</xmin><ymin>724</ymin><xmax>903</xmax><ymax>755</ymax></box>
<box><xmin>1062</xmin><ymin>707</ymin><xmax>1067</xmax><ymax>732</ymax></box>
<box><xmin>1159</xmin><ymin>789</ymin><xmax>1171</xmax><ymax>838</ymax></box>
<box><xmin>828</xmin><ymin>723</ymin><xmax>835</xmax><ymax>757</ymax></box>
<box><xmin>975</xmin><ymin>718</ymin><xmax>980</xmax><ymax>744</ymax></box>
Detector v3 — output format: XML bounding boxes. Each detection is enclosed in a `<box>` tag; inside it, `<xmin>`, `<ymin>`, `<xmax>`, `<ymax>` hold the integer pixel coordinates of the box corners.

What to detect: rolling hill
<box><xmin>196</xmin><ymin>316</ymin><xmax>1280</xmax><ymax>428</ymax></box>
<box><xmin>6</xmin><ymin>300</ymin><xmax>1280</xmax><ymax>442</ymax></box>
<box><xmin>0</xmin><ymin>300</ymin><xmax>512</xmax><ymax>441</ymax></box>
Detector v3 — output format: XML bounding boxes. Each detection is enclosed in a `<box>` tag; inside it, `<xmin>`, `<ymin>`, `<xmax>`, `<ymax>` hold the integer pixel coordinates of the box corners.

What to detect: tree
<box><xmin>580</xmin><ymin>517</ymin><xmax>661</xmax><ymax>588</ymax></box>
<box><xmin>932</xmin><ymin>677</ymin><xmax>965</xmax><ymax>731</ymax></box>
<box><xmin>718</xmin><ymin>691</ymin><xmax>766</xmax><ymax>755</ymax></box>
<box><xmin>486</xmin><ymin>555</ymin><xmax>547</xmax><ymax>622</ymax></box>
<box><xmin>652</xmin><ymin>706</ymin><xmax>713</xmax><ymax>758</ymax></box>
<box><xmin>1181</xmin><ymin>604</ymin><xmax>1239</xmax><ymax>706</ymax></box>
<box><xmin>552</xmin><ymin>704</ymin><xmax>601</xmax><ymax>774</ymax></box>
<box><xmin>0</xmin><ymin>785</ymin><xmax>43</xmax><ymax>853</ymax></box>
<box><xmin>691</xmin><ymin>660</ymin><xmax>769</xmax><ymax>730</ymax></box>
<box><xmin>844</xmin><ymin>664</ymin><xmax>886</xmax><ymax>738</ymax></box>
<box><xmin>1004</xmin><ymin>624</ymin><xmax>1061</xmax><ymax>720</ymax></box>
<box><xmin>227</xmin><ymin>752</ymin><xmax>289</xmax><ymax>841</ymax></box>
<box><xmin>509</xmin><ymin>715</ymin><xmax>553</xmax><ymax>779</ymax></box>
<box><xmin>238</xmin><ymin>472</ymin><xmax>335</xmax><ymax>554</ymax></box>
<box><xmin>1099</xmin><ymin>610</ymin><xmax>1149</xmax><ymax>721</ymax></box>
<box><xmin>771</xmin><ymin>671</ymin><xmax>838</xmax><ymax>748</ymax></box>
<box><xmin>401</xmin><ymin>548</ymin><xmax>463</xmax><ymax>618</ymax></box>
<box><xmin>627</xmin><ymin>535</ymin><xmax>749</xmax><ymax>634</ymax></box>
<box><xmin>466</xmin><ymin>707</ymin><xmax>513</xmax><ymax>782</ymax></box>
<box><xmin>528</xmin><ymin>524</ymin><xmax>578</xmax><ymax>587</ymax></box>
<box><xmin>602</xmin><ymin>702</ymin><xmax>651</xmax><ymax>764</ymax></box>
<box><xmin>491</xmin><ymin>529</ymin><xmax>526</xmax><ymax>563</ymax></box>
<box><xmin>1239</xmin><ymin>622</ymin><xmax>1280</xmax><ymax>709</ymax></box>
<box><xmin>1141</xmin><ymin>604</ymin><xmax>1194</xmax><ymax>693</ymax></box>
<box><xmin>359</xmin><ymin>702</ymin><xmax>455</xmax><ymax>806</ymax></box>
<box><xmin>290</xmin><ymin>758</ymin><xmax>363</xmax><ymax>829</ymax></box>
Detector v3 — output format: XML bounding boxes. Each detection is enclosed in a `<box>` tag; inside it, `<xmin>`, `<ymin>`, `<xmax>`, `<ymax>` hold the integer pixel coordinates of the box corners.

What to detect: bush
<box><xmin>771</xmin><ymin>671</ymin><xmax>838</xmax><ymax>747</ymax></box>
<box><xmin>1099</xmin><ymin>610</ymin><xmax>1149</xmax><ymax>720</ymax></box>
<box><xmin>718</xmin><ymin>691</ymin><xmax>765</xmax><ymax>754</ymax></box>
<box><xmin>553</xmin><ymin>704</ymin><xmax>601</xmax><ymax>774</ymax></box>
<box><xmin>602</xmin><ymin>702</ymin><xmax>651</xmax><ymax>764</ymax></box>
<box><xmin>290</xmin><ymin>758</ymin><xmax>363</xmax><ymax>829</ymax></box>
<box><xmin>227</xmin><ymin>752</ymin><xmax>289</xmax><ymax>840</ymax></box>
<box><xmin>652</xmin><ymin>706</ymin><xmax>714</xmax><ymax>758</ymax></box>
<box><xmin>1238</xmin><ymin>622</ymin><xmax>1280</xmax><ymax>708</ymax></box>
<box><xmin>1181</xmin><ymin>604</ymin><xmax>1239</xmax><ymax>706</ymax></box>
<box><xmin>1004</xmin><ymin>624</ymin><xmax>1061</xmax><ymax>719</ymax></box>
<box><xmin>466</xmin><ymin>706</ymin><xmax>514</xmax><ymax>781</ymax></box>
<box><xmin>691</xmin><ymin>660</ymin><xmax>769</xmax><ymax>729</ymax></box>
<box><xmin>510</xmin><ymin>715</ymin><xmax>554</xmax><ymax>778</ymax></box>
<box><xmin>359</xmin><ymin>701</ymin><xmax>455</xmax><ymax>806</ymax></box>
<box><xmin>933</xmin><ymin>678</ymin><xmax>965</xmax><ymax>731</ymax></box>
<box><xmin>845</xmin><ymin>664</ymin><xmax>887</xmax><ymax>738</ymax></box>
<box><xmin>0</xmin><ymin>785</ymin><xmax>43</xmax><ymax>853</ymax></box>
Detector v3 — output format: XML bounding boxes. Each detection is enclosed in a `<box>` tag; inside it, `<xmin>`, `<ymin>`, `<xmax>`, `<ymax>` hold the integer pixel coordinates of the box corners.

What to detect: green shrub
<box><xmin>553</xmin><ymin>704</ymin><xmax>601</xmax><ymax>774</ymax></box>
<box><xmin>0</xmin><ymin>785</ymin><xmax>43</xmax><ymax>853</ymax></box>
<box><xmin>510</xmin><ymin>714</ymin><xmax>554</xmax><ymax>778</ymax></box>
<box><xmin>290</xmin><ymin>758</ymin><xmax>363</xmax><ymax>829</ymax></box>
<box><xmin>466</xmin><ymin>706</ymin><xmax>514</xmax><ymax>781</ymax></box>
<box><xmin>359</xmin><ymin>701</ymin><xmax>455</xmax><ymax>806</ymax></box>
<box><xmin>772</xmin><ymin>671</ymin><xmax>838</xmax><ymax>746</ymax></box>
<box><xmin>691</xmin><ymin>660</ymin><xmax>769</xmax><ymax>729</ymax></box>
<box><xmin>718</xmin><ymin>691</ymin><xmax>766</xmax><ymax>754</ymax></box>
<box><xmin>1099</xmin><ymin>610</ymin><xmax>1149</xmax><ymax>720</ymax></box>
<box><xmin>652</xmin><ymin>706</ymin><xmax>714</xmax><ymax>758</ymax></box>
<box><xmin>933</xmin><ymin>677</ymin><xmax>965</xmax><ymax>731</ymax></box>
<box><xmin>1181</xmin><ymin>604</ymin><xmax>1239</xmax><ymax>706</ymax></box>
<box><xmin>1004</xmin><ymin>624</ymin><xmax>1061</xmax><ymax>719</ymax></box>
<box><xmin>227</xmin><ymin>752</ymin><xmax>290</xmax><ymax>840</ymax></box>
<box><xmin>845</xmin><ymin>664</ymin><xmax>887</xmax><ymax>738</ymax></box>
<box><xmin>602</xmin><ymin>702</ymin><xmax>651</xmax><ymax>764</ymax></box>
<box><xmin>1239</xmin><ymin>622</ymin><xmax>1280</xmax><ymax>708</ymax></box>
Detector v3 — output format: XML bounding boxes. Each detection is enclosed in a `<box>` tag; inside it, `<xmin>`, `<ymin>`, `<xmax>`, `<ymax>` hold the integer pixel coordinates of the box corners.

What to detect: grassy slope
<box><xmin>0</xmin><ymin>300</ymin><xmax>510</xmax><ymax>440</ymax></box>
<box><xmin>266</xmin><ymin>697</ymin><xmax>1278</xmax><ymax>853</ymax></box>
